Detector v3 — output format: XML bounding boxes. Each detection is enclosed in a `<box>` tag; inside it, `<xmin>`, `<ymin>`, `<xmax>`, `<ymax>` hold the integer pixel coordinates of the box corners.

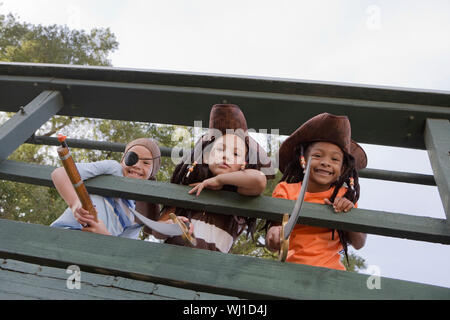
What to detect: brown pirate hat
<box><xmin>193</xmin><ymin>104</ymin><xmax>274</xmax><ymax>177</ymax></box>
<box><xmin>278</xmin><ymin>113</ymin><xmax>367</xmax><ymax>173</ymax></box>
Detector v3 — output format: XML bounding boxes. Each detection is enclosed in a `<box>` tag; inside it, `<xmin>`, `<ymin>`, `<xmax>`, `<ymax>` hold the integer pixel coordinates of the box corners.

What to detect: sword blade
<box><xmin>127</xmin><ymin>206</ymin><xmax>184</xmax><ymax>237</ymax></box>
<box><xmin>283</xmin><ymin>156</ymin><xmax>312</xmax><ymax>239</ymax></box>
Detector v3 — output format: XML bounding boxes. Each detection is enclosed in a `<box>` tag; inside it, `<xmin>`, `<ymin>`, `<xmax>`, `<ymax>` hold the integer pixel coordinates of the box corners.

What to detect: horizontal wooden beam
<box><xmin>0</xmin><ymin>91</ymin><xmax>63</xmax><ymax>161</ymax></box>
<box><xmin>425</xmin><ymin>119</ymin><xmax>450</xmax><ymax>220</ymax></box>
<box><xmin>1</xmin><ymin>62</ymin><xmax>449</xmax><ymax>107</ymax></box>
<box><xmin>1</xmin><ymin>160</ymin><xmax>449</xmax><ymax>244</ymax></box>
<box><xmin>26</xmin><ymin>134</ymin><xmax>174</xmax><ymax>157</ymax></box>
<box><xmin>26</xmin><ymin>135</ymin><xmax>436</xmax><ymax>186</ymax></box>
<box><xmin>0</xmin><ymin>218</ymin><xmax>448</xmax><ymax>299</ymax></box>
<box><xmin>0</xmin><ymin>63</ymin><xmax>449</xmax><ymax>150</ymax></box>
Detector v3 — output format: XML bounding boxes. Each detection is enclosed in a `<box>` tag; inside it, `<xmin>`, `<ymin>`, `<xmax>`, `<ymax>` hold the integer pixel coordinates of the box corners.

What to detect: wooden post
<box><xmin>424</xmin><ymin>118</ymin><xmax>450</xmax><ymax>221</ymax></box>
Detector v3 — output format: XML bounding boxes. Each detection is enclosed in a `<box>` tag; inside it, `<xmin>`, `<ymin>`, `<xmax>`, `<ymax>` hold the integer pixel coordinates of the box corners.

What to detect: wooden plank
<box><xmin>1</xmin><ymin>62</ymin><xmax>449</xmax><ymax>107</ymax></box>
<box><xmin>425</xmin><ymin>119</ymin><xmax>450</xmax><ymax>220</ymax></box>
<box><xmin>0</xmin><ymin>73</ymin><xmax>449</xmax><ymax>149</ymax></box>
<box><xmin>0</xmin><ymin>219</ymin><xmax>449</xmax><ymax>299</ymax></box>
<box><xmin>26</xmin><ymin>135</ymin><xmax>436</xmax><ymax>186</ymax></box>
<box><xmin>1</xmin><ymin>258</ymin><xmax>237</xmax><ymax>300</ymax></box>
<box><xmin>0</xmin><ymin>90</ymin><xmax>63</xmax><ymax>161</ymax></box>
<box><xmin>0</xmin><ymin>159</ymin><xmax>449</xmax><ymax>244</ymax></box>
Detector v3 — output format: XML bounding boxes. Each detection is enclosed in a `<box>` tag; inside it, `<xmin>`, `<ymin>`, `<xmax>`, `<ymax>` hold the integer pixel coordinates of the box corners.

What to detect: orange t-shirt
<box><xmin>273</xmin><ymin>181</ymin><xmax>355</xmax><ymax>271</ymax></box>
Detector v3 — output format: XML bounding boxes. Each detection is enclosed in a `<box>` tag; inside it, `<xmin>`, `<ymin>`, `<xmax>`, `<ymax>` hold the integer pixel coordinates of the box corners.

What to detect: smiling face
<box><xmin>303</xmin><ymin>141</ymin><xmax>344</xmax><ymax>192</ymax></box>
<box><xmin>121</xmin><ymin>145</ymin><xmax>153</xmax><ymax>180</ymax></box>
<box><xmin>206</xmin><ymin>134</ymin><xmax>247</xmax><ymax>176</ymax></box>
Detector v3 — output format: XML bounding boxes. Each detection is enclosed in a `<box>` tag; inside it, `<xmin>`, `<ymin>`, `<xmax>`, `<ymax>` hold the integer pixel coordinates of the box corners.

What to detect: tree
<box><xmin>0</xmin><ymin>12</ymin><xmax>118</xmax><ymax>65</ymax></box>
<box><xmin>0</xmin><ymin>11</ymin><xmax>180</xmax><ymax>225</ymax></box>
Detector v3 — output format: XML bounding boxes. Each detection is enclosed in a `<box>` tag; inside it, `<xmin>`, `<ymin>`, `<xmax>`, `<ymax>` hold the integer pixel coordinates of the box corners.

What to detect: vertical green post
<box><xmin>0</xmin><ymin>91</ymin><xmax>64</xmax><ymax>162</ymax></box>
<box><xmin>424</xmin><ymin>118</ymin><xmax>450</xmax><ymax>221</ymax></box>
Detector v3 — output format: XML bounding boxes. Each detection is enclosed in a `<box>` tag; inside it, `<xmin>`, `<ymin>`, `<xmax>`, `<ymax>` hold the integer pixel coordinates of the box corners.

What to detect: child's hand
<box><xmin>153</xmin><ymin>216</ymin><xmax>194</xmax><ymax>239</ymax></box>
<box><xmin>78</xmin><ymin>214</ymin><xmax>111</xmax><ymax>236</ymax></box>
<box><xmin>324</xmin><ymin>197</ymin><xmax>354</xmax><ymax>213</ymax></box>
<box><xmin>71</xmin><ymin>203</ymin><xmax>90</xmax><ymax>225</ymax></box>
<box><xmin>265</xmin><ymin>225</ymin><xmax>282</xmax><ymax>252</ymax></box>
<box><xmin>188</xmin><ymin>176</ymin><xmax>223</xmax><ymax>196</ymax></box>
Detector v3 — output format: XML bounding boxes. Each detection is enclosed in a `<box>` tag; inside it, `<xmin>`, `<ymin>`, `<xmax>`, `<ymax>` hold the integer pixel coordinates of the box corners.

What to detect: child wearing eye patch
<box><xmin>50</xmin><ymin>138</ymin><xmax>162</xmax><ymax>239</ymax></box>
<box><xmin>153</xmin><ymin>104</ymin><xmax>274</xmax><ymax>253</ymax></box>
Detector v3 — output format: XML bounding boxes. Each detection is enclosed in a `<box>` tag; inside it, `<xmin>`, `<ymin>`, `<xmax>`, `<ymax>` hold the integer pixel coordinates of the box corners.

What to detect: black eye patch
<box><xmin>124</xmin><ymin>151</ymin><xmax>160</xmax><ymax>167</ymax></box>
<box><xmin>124</xmin><ymin>151</ymin><xmax>139</xmax><ymax>166</ymax></box>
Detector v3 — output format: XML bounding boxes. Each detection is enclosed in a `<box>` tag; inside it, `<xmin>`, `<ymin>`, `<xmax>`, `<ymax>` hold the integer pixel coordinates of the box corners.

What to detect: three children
<box><xmin>51</xmin><ymin>107</ymin><xmax>367</xmax><ymax>271</ymax></box>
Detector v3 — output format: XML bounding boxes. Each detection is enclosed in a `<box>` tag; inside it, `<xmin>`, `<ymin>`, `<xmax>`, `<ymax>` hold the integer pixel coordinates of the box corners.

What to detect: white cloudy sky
<box><xmin>1</xmin><ymin>0</ymin><xmax>449</xmax><ymax>289</ymax></box>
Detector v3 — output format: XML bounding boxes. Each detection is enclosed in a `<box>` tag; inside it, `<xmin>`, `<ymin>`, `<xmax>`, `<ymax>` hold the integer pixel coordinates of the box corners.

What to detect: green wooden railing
<box><xmin>0</xmin><ymin>62</ymin><xmax>449</xmax><ymax>299</ymax></box>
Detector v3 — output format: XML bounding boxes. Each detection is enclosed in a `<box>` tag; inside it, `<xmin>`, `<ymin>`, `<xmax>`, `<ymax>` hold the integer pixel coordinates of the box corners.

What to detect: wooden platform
<box><xmin>0</xmin><ymin>219</ymin><xmax>449</xmax><ymax>300</ymax></box>
<box><xmin>0</xmin><ymin>258</ymin><xmax>238</xmax><ymax>300</ymax></box>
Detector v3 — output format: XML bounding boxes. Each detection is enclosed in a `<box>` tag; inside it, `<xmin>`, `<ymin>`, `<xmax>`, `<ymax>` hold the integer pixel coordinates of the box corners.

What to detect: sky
<box><xmin>1</xmin><ymin>0</ymin><xmax>449</xmax><ymax>289</ymax></box>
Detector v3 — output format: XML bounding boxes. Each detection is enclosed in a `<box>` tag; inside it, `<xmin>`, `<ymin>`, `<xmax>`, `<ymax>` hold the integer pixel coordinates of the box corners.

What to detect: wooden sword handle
<box><xmin>169</xmin><ymin>213</ymin><xmax>197</xmax><ymax>247</ymax></box>
<box><xmin>279</xmin><ymin>213</ymin><xmax>289</xmax><ymax>262</ymax></box>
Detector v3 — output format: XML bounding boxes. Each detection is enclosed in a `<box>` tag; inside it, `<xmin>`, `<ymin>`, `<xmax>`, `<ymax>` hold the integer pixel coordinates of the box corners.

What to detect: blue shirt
<box><xmin>50</xmin><ymin>160</ymin><xmax>142</xmax><ymax>239</ymax></box>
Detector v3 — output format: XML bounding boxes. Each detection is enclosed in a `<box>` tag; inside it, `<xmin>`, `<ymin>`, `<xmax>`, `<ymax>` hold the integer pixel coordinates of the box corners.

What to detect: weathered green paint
<box><xmin>25</xmin><ymin>135</ymin><xmax>436</xmax><ymax>186</ymax></box>
<box><xmin>0</xmin><ymin>160</ymin><xmax>449</xmax><ymax>244</ymax></box>
<box><xmin>0</xmin><ymin>63</ymin><xmax>449</xmax><ymax>149</ymax></box>
<box><xmin>425</xmin><ymin>119</ymin><xmax>450</xmax><ymax>220</ymax></box>
<box><xmin>0</xmin><ymin>258</ymin><xmax>235</xmax><ymax>300</ymax></box>
<box><xmin>1</xmin><ymin>62</ymin><xmax>449</xmax><ymax>107</ymax></box>
<box><xmin>0</xmin><ymin>90</ymin><xmax>63</xmax><ymax>161</ymax></box>
<box><xmin>0</xmin><ymin>219</ymin><xmax>449</xmax><ymax>300</ymax></box>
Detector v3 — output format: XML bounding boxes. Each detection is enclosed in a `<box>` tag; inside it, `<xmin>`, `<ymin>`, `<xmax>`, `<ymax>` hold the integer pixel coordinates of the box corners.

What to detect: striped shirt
<box><xmin>164</xmin><ymin>208</ymin><xmax>246</xmax><ymax>253</ymax></box>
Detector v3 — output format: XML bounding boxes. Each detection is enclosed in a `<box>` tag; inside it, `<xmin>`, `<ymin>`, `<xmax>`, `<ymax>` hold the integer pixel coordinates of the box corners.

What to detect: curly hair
<box><xmin>166</xmin><ymin>135</ymin><xmax>264</xmax><ymax>239</ymax></box>
<box><xmin>279</xmin><ymin>142</ymin><xmax>361</xmax><ymax>265</ymax></box>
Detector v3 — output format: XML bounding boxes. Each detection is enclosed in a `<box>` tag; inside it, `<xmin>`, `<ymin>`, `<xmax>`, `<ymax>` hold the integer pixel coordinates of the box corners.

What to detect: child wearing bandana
<box><xmin>50</xmin><ymin>138</ymin><xmax>161</xmax><ymax>239</ymax></box>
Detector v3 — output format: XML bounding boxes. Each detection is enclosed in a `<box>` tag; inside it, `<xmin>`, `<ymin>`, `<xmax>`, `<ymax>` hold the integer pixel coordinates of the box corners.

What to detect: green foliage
<box><xmin>230</xmin><ymin>220</ymin><xmax>278</xmax><ymax>260</ymax></box>
<box><xmin>342</xmin><ymin>251</ymin><xmax>367</xmax><ymax>272</ymax></box>
<box><xmin>0</xmin><ymin>180</ymin><xmax>66</xmax><ymax>225</ymax></box>
<box><xmin>0</xmin><ymin>11</ymin><xmax>122</xmax><ymax>225</ymax></box>
<box><xmin>0</xmin><ymin>12</ymin><xmax>118</xmax><ymax>65</ymax></box>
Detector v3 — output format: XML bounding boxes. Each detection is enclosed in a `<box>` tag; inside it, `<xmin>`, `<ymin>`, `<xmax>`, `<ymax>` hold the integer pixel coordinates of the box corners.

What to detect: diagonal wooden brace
<box><xmin>0</xmin><ymin>90</ymin><xmax>63</xmax><ymax>162</ymax></box>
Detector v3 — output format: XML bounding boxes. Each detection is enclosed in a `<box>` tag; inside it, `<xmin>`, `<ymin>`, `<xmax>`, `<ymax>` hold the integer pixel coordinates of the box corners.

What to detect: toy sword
<box><xmin>279</xmin><ymin>156</ymin><xmax>312</xmax><ymax>262</ymax></box>
<box><xmin>56</xmin><ymin>134</ymin><xmax>196</xmax><ymax>245</ymax></box>
<box><xmin>57</xmin><ymin>134</ymin><xmax>98</xmax><ymax>222</ymax></box>
<box><xmin>126</xmin><ymin>205</ymin><xmax>197</xmax><ymax>247</ymax></box>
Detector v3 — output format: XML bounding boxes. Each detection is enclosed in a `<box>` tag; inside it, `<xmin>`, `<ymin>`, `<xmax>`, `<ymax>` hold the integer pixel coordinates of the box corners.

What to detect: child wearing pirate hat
<box><xmin>51</xmin><ymin>138</ymin><xmax>162</xmax><ymax>239</ymax></box>
<box><xmin>153</xmin><ymin>104</ymin><xmax>273</xmax><ymax>253</ymax></box>
<box><xmin>265</xmin><ymin>113</ymin><xmax>368</xmax><ymax>270</ymax></box>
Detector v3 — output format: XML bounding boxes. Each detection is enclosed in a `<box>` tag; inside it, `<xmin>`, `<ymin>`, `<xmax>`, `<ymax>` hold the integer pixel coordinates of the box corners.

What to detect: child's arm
<box><xmin>189</xmin><ymin>169</ymin><xmax>267</xmax><ymax>196</ymax></box>
<box><xmin>51</xmin><ymin>167</ymin><xmax>82</xmax><ymax>214</ymax></box>
<box><xmin>324</xmin><ymin>197</ymin><xmax>367</xmax><ymax>250</ymax></box>
<box><xmin>345</xmin><ymin>231</ymin><xmax>366</xmax><ymax>250</ymax></box>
